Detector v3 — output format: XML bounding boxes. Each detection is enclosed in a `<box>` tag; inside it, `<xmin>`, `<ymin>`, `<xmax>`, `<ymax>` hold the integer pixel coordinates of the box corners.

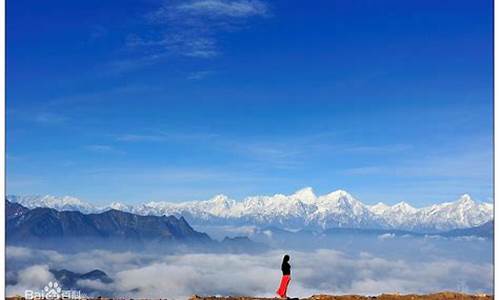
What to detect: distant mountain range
<box><xmin>441</xmin><ymin>220</ymin><xmax>493</xmax><ymax>238</ymax></box>
<box><xmin>49</xmin><ymin>269</ymin><xmax>112</xmax><ymax>295</ymax></box>
<box><xmin>6</xmin><ymin>200</ymin><xmax>211</xmax><ymax>249</ymax></box>
<box><xmin>6</xmin><ymin>200</ymin><xmax>272</xmax><ymax>252</ymax></box>
<box><xmin>7</xmin><ymin>188</ymin><xmax>493</xmax><ymax>232</ymax></box>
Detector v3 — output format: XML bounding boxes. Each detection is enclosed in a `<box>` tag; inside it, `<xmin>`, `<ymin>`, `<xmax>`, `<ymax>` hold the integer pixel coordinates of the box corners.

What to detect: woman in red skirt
<box><xmin>276</xmin><ymin>254</ymin><xmax>291</xmax><ymax>298</ymax></box>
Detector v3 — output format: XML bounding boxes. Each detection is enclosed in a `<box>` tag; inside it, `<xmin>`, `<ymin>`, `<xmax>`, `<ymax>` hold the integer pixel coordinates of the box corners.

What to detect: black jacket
<box><xmin>281</xmin><ymin>261</ymin><xmax>291</xmax><ymax>275</ymax></box>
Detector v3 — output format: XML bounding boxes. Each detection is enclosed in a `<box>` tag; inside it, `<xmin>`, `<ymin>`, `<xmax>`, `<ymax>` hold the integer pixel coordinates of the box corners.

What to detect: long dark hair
<box><xmin>282</xmin><ymin>254</ymin><xmax>290</xmax><ymax>264</ymax></box>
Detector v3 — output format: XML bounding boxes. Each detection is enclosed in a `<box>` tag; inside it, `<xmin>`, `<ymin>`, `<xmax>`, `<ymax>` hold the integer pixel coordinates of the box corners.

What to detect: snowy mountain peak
<box><xmin>6</xmin><ymin>194</ymin><xmax>95</xmax><ymax>213</ymax></box>
<box><xmin>457</xmin><ymin>194</ymin><xmax>474</xmax><ymax>205</ymax></box>
<box><xmin>208</xmin><ymin>194</ymin><xmax>235</xmax><ymax>209</ymax></box>
<box><xmin>210</xmin><ymin>194</ymin><xmax>230</xmax><ymax>203</ymax></box>
<box><xmin>393</xmin><ymin>201</ymin><xmax>417</xmax><ymax>213</ymax></box>
<box><xmin>326</xmin><ymin>189</ymin><xmax>351</xmax><ymax>198</ymax></box>
<box><xmin>320</xmin><ymin>189</ymin><xmax>356</xmax><ymax>203</ymax></box>
<box><xmin>6</xmin><ymin>190</ymin><xmax>493</xmax><ymax>232</ymax></box>
<box><xmin>108</xmin><ymin>201</ymin><xmax>131</xmax><ymax>211</ymax></box>
<box><xmin>369</xmin><ymin>202</ymin><xmax>391</xmax><ymax>214</ymax></box>
<box><xmin>291</xmin><ymin>187</ymin><xmax>317</xmax><ymax>203</ymax></box>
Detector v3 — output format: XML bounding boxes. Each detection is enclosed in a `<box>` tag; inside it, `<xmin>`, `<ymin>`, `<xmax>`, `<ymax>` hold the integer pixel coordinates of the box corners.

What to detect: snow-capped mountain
<box><xmin>6</xmin><ymin>195</ymin><xmax>96</xmax><ymax>214</ymax></box>
<box><xmin>6</xmin><ymin>188</ymin><xmax>493</xmax><ymax>232</ymax></box>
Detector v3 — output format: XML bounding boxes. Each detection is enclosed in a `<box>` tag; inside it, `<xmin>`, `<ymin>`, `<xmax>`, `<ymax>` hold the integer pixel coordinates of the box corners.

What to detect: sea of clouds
<box><xmin>6</xmin><ymin>241</ymin><xmax>493</xmax><ymax>300</ymax></box>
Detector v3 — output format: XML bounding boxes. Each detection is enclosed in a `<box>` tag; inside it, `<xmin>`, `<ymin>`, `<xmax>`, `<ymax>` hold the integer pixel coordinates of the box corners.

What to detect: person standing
<box><xmin>276</xmin><ymin>254</ymin><xmax>291</xmax><ymax>298</ymax></box>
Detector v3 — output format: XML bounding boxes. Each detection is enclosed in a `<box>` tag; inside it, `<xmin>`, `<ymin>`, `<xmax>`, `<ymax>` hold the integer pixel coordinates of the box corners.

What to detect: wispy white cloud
<box><xmin>167</xmin><ymin>34</ymin><xmax>219</xmax><ymax>58</ymax></box>
<box><xmin>187</xmin><ymin>70</ymin><xmax>215</xmax><ymax>80</ymax></box>
<box><xmin>112</xmin><ymin>129</ymin><xmax>412</xmax><ymax>169</ymax></box>
<box><xmin>85</xmin><ymin>145</ymin><xmax>125</xmax><ymax>155</ymax></box>
<box><xmin>339</xmin><ymin>143</ymin><xmax>493</xmax><ymax>203</ymax></box>
<box><xmin>34</xmin><ymin>112</ymin><xmax>68</xmax><ymax>124</ymax></box>
<box><xmin>342</xmin><ymin>144</ymin><xmax>412</xmax><ymax>154</ymax></box>
<box><xmin>127</xmin><ymin>0</ymin><xmax>270</xmax><ymax>60</ymax></box>
<box><xmin>7</xmin><ymin>86</ymin><xmax>160</xmax><ymax>130</ymax></box>
<box><xmin>6</xmin><ymin>176</ymin><xmax>46</xmax><ymax>190</ymax></box>
<box><xmin>47</xmin><ymin>85</ymin><xmax>158</xmax><ymax>107</ymax></box>
<box><xmin>115</xmin><ymin>134</ymin><xmax>167</xmax><ymax>142</ymax></box>
<box><xmin>115</xmin><ymin>131</ymin><xmax>218</xmax><ymax>143</ymax></box>
<box><xmin>5</xmin><ymin>110</ymin><xmax>67</xmax><ymax>125</ymax></box>
<box><xmin>177</xmin><ymin>0</ymin><xmax>268</xmax><ymax>17</ymax></box>
<box><xmin>72</xmin><ymin>164</ymin><xmax>285</xmax><ymax>202</ymax></box>
<box><xmin>106</xmin><ymin>54</ymin><xmax>168</xmax><ymax>74</ymax></box>
<box><xmin>342</xmin><ymin>166</ymin><xmax>384</xmax><ymax>176</ymax></box>
<box><xmin>81</xmin><ymin>166</ymin><xmax>266</xmax><ymax>184</ymax></box>
<box><xmin>341</xmin><ymin>146</ymin><xmax>492</xmax><ymax>179</ymax></box>
<box><xmin>225</xmin><ymin>141</ymin><xmax>304</xmax><ymax>169</ymax></box>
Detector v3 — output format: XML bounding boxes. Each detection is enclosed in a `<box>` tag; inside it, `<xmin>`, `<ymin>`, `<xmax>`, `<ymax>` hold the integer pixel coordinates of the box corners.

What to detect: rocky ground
<box><xmin>6</xmin><ymin>292</ymin><xmax>493</xmax><ymax>300</ymax></box>
<box><xmin>189</xmin><ymin>293</ymin><xmax>492</xmax><ymax>300</ymax></box>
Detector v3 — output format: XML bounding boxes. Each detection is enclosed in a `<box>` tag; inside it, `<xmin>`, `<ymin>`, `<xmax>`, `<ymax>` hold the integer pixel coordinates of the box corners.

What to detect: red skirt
<box><xmin>276</xmin><ymin>275</ymin><xmax>291</xmax><ymax>298</ymax></box>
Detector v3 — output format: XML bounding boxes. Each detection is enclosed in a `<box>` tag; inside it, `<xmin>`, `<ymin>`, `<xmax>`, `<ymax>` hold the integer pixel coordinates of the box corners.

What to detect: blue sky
<box><xmin>6</xmin><ymin>0</ymin><xmax>493</xmax><ymax>206</ymax></box>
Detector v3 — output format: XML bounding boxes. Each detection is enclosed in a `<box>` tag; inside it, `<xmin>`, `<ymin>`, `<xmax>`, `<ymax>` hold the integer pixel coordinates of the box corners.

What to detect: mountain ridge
<box><xmin>6</xmin><ymin>200</ymin><xmax>212</xmax><ymax>247</ymax></box>
<box><xmin>7</xmin><ymin>188</ymin><xmax>493</xmax><ymax>232</ymax></box>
